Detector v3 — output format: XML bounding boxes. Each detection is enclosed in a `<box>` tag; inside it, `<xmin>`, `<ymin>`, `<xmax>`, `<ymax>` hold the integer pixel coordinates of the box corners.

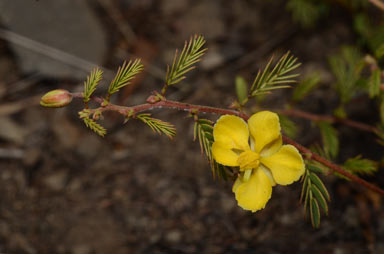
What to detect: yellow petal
<box><xmin>248</xmin><ymin>111</ymin><xmax>281</xmax><ymax>153</ymax></box>
<box><xmin>233</xmin><ymin>168</ymin><xmax>273</xmax><ymax>212</ymax></box>
<box><xmin>260</xmin><ymin>135</ymin><xmax>282</xmax><ymax>157</ymax></box>
<box><xmin>260</xmin><ymin>145</ymin><xmax>305</xmax><ymax>185</ymax></box>
<box><xmin>213</xmin><ymin>115</ymin><xmax>250</xmax><ymax>151</ymax></box>
<box><xmin>260</xmin><ymin>165</ymin><xmax>276</xmax><ymax>187</ymax></box>
<box><xmin>212</xmin><ymin>142</ymin><xmax>239</xmax><ymax>166</ymax></box>
<box><xmin>232</xmin><ymin>176</ymin><xmax>243</xmax><ymax>193</ymax></box>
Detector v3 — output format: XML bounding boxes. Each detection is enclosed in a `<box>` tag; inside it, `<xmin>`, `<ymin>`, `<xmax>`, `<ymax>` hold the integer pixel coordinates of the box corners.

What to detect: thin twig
<box><xmin>278</xmin><ymin>108</ymin><xmax>379</xmax><ymax>133</ymax></box>
<box><xmin>369</xmin><ymin>0</ymin><xmax>384</xmax><ymax>11</ymax></box>
<box><xmin>70</xmin><ymin>92</ymin><xmax>384</xmax><ymax>197</ymax></box>
<box><xmin>72</xmin><ymin>92</ymin><xmax>248</xmax><ymax>118</ymax></box>
<box><xmin>283</xmin><ymin>136</ymin><xmax>384</xmax><ymax>196</ymax></box>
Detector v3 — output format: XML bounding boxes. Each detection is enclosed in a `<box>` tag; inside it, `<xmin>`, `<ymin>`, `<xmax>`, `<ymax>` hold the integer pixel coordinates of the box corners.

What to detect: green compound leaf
<box><xmin>311</xmin><ymin>184</ymin><xmax>328</xmax><ymax>215</ymax></box>
<box><xmin>194</xmin><ymin>118</ymin><xmax>232</xmax><ymax>180</ymax></box>
<box><xmin>376</xmin><ymin>44</ymin><xmax>384</xmax><ymax>59</ymax></box>
<box><xmin>310</xmin><ymin>198</ymin><xmax>321</xmax><ymax>228</ymax></box>
<box><xmin>286</xmin><ymin>0</ymin><xmax>324</xmax><ymax>28</ymax></box>
<box><xmin>343</xmin><ymin>155</ymin><xmax>378</xmax><ymax>176</ymax></box>
<box><xmin>309</xmin><ymin>172</ymin><xmax>331</xmax><ymax>202</ymax></box>
<box><xmin>82</xmin><ymin>117</ymin><xmax>106</xmax><ymax>137</ymax></box>
<box><xmin>317</xmin><ymin>121</ymin><xmax>339</xmax><ymax>159</ymax></box>
<box><xmin>137</xmin><ymin>113</ymin><xmax>176</xmax><ymax>139</ymax></box>
<box><xmin>301</xmin><ymin>167</ymin><xmax>330</xmax><ymax>228</ymax></box>
<box><xmin>292</xmin><ymin>72</ymin><xmax>321</xmax><ymax>102</ymax></box>
<box><xmin>165</xmin><ymin>35</ymin><xmax>207</xmax><ymax>87</ymax></box>
<box><xmin>368</xmin><ymin>68</ymin><xmax>381</xmax><ymax>98</ymax></box>
<box><xmin>328</xmin><ymin>46</ymin><xmax>365</xmax><ymax>104</ymax></box>
<box><xmin>300</xmin><ymin>171</ymin><xmax>309</xmax><ymax>203</ymax></box>
<box><xmin>83</xmin><ymin>68</ymin><xmax>103</xmax><ymax>103</ymax></box>
<box><xmin>250</xmin><ymin>51</ymin><xmax>301</xmax><ymax>97</ymax></box>
<box><xmin>108</xmin><ymin>59</ymin><xmax>144</xmax><ymax>97</ymax></box>
<box><xmin>307</xmin><ymin>164</ymin><xmax>326</xmax><ymax>174</ymax></box>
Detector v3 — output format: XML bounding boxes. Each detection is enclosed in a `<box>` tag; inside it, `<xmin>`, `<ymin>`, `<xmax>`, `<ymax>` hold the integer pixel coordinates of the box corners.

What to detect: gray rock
<box><xmin>0</xmin><ymin>0</ymin><xmax>107</xmax><ymax>79</ymax></box>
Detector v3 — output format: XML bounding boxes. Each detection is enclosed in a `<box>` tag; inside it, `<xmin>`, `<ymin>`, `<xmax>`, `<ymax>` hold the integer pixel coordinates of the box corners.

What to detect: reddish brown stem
<box><xmin>283</xmin><ymin>136</ymin><xmax>384</xmax><ymax>196</ymax></box>
<box><xmin>369</xmin><ymin>0</ymin><xmax>384</xmax><ymax>11</ymax></box>
<box><xmin>71</xmin><ymin>92</ymin><xmax>384</xmax><ymax>197</ymax></box>
<box><xmin>279</xmin><ymin>108</ymin><xmax>379</xmax><ymax>134</ymax></box>
<box><xmin>72</xmin><ymin>92</ymin><xmax>248</xmax><ymax>119</ymax></box>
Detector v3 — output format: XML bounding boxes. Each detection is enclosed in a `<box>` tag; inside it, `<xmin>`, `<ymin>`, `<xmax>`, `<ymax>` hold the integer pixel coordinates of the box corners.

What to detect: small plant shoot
<box><xmin>41</xmin><ymin>35</ymin><xmax>384</xmax><ymax>228</ymax></box>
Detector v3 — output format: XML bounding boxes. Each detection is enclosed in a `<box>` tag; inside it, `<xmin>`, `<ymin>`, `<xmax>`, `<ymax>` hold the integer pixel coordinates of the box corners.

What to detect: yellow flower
<box><xmin>212</xmin><ymin>111</ymin><xmax>305</xmax><ymax>212</ymax></box>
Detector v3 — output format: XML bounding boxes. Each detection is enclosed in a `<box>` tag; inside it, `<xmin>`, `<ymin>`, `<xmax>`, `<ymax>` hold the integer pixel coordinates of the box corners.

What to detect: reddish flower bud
<box><xmin>146</xmin><ymin>95</ymin><xmax>159</xmax><ymax>104</ymax></box>
<box><xmin>40</xmin><ymin>89</ymin><xmax>73</xmax><ymax>108</ymax></box>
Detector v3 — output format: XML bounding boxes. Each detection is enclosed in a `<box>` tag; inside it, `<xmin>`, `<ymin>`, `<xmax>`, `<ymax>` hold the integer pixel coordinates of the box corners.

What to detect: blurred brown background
<box><xmin>0</xmin><ymin>0</ymin><xmax>383</xmax><ymax>253</ymax></box>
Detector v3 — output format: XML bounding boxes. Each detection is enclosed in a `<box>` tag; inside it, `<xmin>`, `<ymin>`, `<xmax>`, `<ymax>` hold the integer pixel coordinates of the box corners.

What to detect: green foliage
<box><xmin>354</xmin><ymin>14</ymin><xmax>384</xmax><ymax>54</ymax></box>
<box><xmin>164</xmin><ymin>35</ymin><xmax>207</xmax><ymax>90</ymax></box>
<box><xmin>375</xmin><ymin>44</ymin><xmax>384</xmax><ymax>59</ymax></box>
<box><xmin>292</xmin><ymin>72</ymin><xmax>321</xmax><ymax>102</ymax></box>
<box><xmin>286</xmin><ymin>0</ymin><xmax>324</xmax><ymax>28</ymax></box>
<box><xmin>235</xmin><ymin>76</ymin><xmax>248</xmax><ymax>105</ymax></box>
<box><xmin>328</xmin><ymin>46</ymin><xmax>365</xmax><ymax>104</ymax></box>
<box><xmin>194</xmin><ymin>118</ymin><xmax>231</xmax><ymax>180</ymax></box>
<box><xmin>82</xmin><ymin>117</ymin><xmax>106</xmax><ymax>137</ymax></box>
<box><xmin>137</xmin><ymin>113</ymin><xmax>176</xmax><ymax>139</ymax></box>
<box><xmin>83</xmin><ymin>68</ymin><xmax>103</xmax><ymax>103</ymax></box>
<box><xmin>301</xmin><ymin>165</ymin><xmax>331</xmax><ymax>228</ymax></box>
<box><xmin>343</xmin><ymin>155</ymin><xmax>378</xmax><ymax>176</ymax></box>
<box><xmin>108</xmin><ymin>59</ymin><xmax>144</xmax><ymax>97</ymax></box>
<box><xmin>375</xmin><ymin>124</ymin><xmax>384</xmax><ymax>147</ymax></box>
<box><xmin>368</xmin><ymin>69</ymin><xmax>382</xmax><ymax>98</ymax></box>
<box><xmin>249</xmin><ymin>52</ymin><xmax>301</xmax><ymax>98</ymax></box>
<box><xmin>380</xmin><ymin>99</ymin><xmax>384</xmax><ymax>125</ymax></box>
<box><xmin>279</xmin><ymin>114</ymin><xmax>298</xmax><ymax>139</ymax></box>
<box><xmin>317</xmin><ymin>121</ymin><xmax>339</xmax><ymax>159</ymax></box>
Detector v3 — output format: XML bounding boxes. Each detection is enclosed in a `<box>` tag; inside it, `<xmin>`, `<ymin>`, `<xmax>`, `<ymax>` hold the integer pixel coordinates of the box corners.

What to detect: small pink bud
<box><xmin>40</xmin><ymin>89</ymin><xmax>73</xmax><ymax>108</ymax></box>
<box><xmin>146</xmin><ymin>95</ymin><xmax>158</xmax><ymax>104</ymax></box>
<box><xmin>229</xmin><ymin>100</ymin><xmax>241</xmax><ymax>109</ymax></box>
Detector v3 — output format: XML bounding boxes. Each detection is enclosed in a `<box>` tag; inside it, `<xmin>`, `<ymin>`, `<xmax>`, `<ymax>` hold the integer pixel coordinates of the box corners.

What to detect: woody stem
<box><xmin>72</xmin><ymin>92</ymin><xmax>384</xmax><ymax>197</ymax></box>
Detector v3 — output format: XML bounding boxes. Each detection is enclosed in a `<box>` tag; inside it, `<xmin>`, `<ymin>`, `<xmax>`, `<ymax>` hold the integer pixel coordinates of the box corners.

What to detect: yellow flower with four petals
<box><xmin>212</xmin><ymin>111</ymin><xmax>305</xmax><ymax>212</ymax></box>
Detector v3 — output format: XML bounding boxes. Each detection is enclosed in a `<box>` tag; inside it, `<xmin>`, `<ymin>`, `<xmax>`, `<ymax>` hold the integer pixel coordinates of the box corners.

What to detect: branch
<box><xmin>369</xmin><ymin>0</ymin><xmax>384</xmax><ymax>11</ymax></box>
<box><xmin>283</xmin><ymin>136</ymin><xmax>384</xmax><ymax>196</ymax></box>
<box><xmin>71</xmin><ymin>92</ymin><xmax>384</xmax><ymax>197</ymax></box>
<box><xmin>278</xmin><ymin>108</ymin><xmax>379</xmax><ymax>134</ymax></box>
<box><xmin>72</xmin><ymin>92</ymin><xmax>248</xmax><ymax>119</ymax></box>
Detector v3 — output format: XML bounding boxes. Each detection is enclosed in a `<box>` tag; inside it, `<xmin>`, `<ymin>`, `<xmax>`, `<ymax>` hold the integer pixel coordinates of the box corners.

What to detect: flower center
<box><xmin>237</xmin><ymin>150</ymin><xmax>260</xmax><ymax>171</ymax></box>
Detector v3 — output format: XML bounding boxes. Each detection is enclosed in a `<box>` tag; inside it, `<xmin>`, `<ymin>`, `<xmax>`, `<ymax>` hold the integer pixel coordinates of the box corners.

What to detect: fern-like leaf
<box><xmin>83</xmin><ymin>68</ymin><xmax>103</xmax><ymax>103</ymax></box>
<box><xmin>137</xmin><ymin>113</ymin><xmax>176</xmax><ymax>139</ymax></box>
<box><xmin>194</xmin><ymin>118</ymin><xmax>232</xmax><ymax>180</ymax></box>
<box><xmin>108</xmin><ymin>59</ymin><xmax>144</xmax><ymax>97</ymax></box>
<box><xmin>82</xmin><ymin>117</ymin><xmax>106</xmax><ymax>137</ymax></box>
<box><xmin>343</xmin><ymin>155</ymin><xmax>378</xmax><ymax>176</ymax></box>
<box><xmin>165</xmin><ymin>35</ymin><xmax>207</xmax><ymax>88</ymax></box>
<box><xmin>287</xmin><ymin>0</ymin><xmax>322</xmax><ymax>28</ymax></box>
<box><xmin>328</xmin><ymin>46</ymin><xmax>365</xmax><ymax>104</ymax></box>
<box><xmin>301</xmin><ymin>164</ymin><xmax>330</xmax><ymax>228</ymax></box>
<box><xmin>250</xmin><ymin>52</ymin><xmax>301</xmax><ymax>97</ymax></box>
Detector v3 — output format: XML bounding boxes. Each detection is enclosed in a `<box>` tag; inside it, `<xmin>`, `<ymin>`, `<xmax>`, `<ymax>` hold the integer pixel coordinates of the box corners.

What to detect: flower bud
<box><xmin>40</xmin><ymin>89</ymin><xmax>73</xmax><ymax>108</ymax></box>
